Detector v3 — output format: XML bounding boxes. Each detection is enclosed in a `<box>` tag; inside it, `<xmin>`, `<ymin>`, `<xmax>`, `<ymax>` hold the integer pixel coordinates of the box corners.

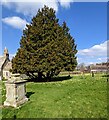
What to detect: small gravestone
<box><xmin>92</xmin><ymin>71</ymin><xmax>94</xmax><ymax>77</ymax></box>
<box><xmin>4</xmin><ymin>74</ymin><xmax>28</xmax><ymax>107</ymax></box>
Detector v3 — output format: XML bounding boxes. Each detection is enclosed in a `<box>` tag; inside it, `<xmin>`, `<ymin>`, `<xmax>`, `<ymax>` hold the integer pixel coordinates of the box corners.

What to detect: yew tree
<box><xmin>12</xmin><ymin>6</ymin><xmax>77</xmax><ymax>81</ymax></box>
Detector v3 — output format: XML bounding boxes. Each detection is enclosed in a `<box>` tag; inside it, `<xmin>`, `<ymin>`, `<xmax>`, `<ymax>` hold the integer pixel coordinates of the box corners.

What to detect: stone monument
<box><xmin>4</xmin><ymin>74</ymin><xmax>28</xmax><ymax>107</ymax></box>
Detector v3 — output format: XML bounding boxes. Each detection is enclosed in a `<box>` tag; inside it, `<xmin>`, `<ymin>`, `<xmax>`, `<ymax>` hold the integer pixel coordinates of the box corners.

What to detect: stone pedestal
<box><xmin>4</xmin><ymin>80</ymin><xmax>28</xmax><ymax>107</ymax></box>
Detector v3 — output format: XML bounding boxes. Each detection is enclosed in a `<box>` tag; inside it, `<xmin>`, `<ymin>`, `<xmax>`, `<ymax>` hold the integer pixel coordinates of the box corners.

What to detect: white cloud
<box><xmin>2</xmin><ymin>0</ymin><xmax>73</xmax><ymax>16</ymax></box>
<box><xmin>11</xmin><ymin>1</ymin><xmax>58</xmax><ymax>17</ymax></box>
<box><xmin>74</xmin><ymin>0</ymin><xmax>108</xmax><ymax>1</ymax></box>
<box><xmin>78</xmin><ymin>40</ymin><xmax>108</xmax><ymax>57</ymax></box>
<box><xmin>97</xmin><ymin>57</ymin><xmax>107</xmax><ymax>61</ymax></box>
<box><xmin>58</xmin><ymin>0</ymin><xmax>73</xmax><ymax>8</ymax></box>
<box><xmin>2</xmin><ymin>16</ymin><xmax>29</xmax><ymax>29</ymax></box>
<box><xmin>77</xmin><ymin>40</ymin><xmax>108</xmax><ymax>65</ymax></box>
<box><xmin>77</xmin><ymin>56</ymin><xmax>107</xmax><ymax>65</ymax></box>
<box><xmin>9</xmin><ymin>53</ymin><xmax>15</xmax><ymax>60</ymax></box>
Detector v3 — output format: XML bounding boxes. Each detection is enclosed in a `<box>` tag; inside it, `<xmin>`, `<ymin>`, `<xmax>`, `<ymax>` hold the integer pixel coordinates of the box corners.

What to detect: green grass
<box><xmin>0</xmin><ymin>81</ymin><xmax>2</xmax><ymax>119</ymax></box>
<box><xmin>2</xmin><ymin>74</ymin><xmax>108</xmax><ymax>119</ymax></box>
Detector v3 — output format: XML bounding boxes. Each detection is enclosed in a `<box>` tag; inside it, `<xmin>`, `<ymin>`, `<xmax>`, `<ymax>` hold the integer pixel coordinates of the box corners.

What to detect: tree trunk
<box><xmin>46</xmin><ymin>72</ymin><xmax>51</xmax><ymax>81</ymax></box>
<box><xmin>38</xmin><ymin>72</ymin><xmax>43</xmax><ymax>81</ymax></box>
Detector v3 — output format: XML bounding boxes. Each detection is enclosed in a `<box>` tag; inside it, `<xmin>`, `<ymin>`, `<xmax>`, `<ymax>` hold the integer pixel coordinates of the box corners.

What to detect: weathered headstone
<box><xmin>4</xmin><ymin>74</ymin><xmax>28</xmax><ymax>107</ymax></box>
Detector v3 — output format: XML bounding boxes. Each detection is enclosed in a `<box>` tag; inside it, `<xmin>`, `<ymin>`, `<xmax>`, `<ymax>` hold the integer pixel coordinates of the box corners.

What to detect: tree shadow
<box><xmin>27</xmin><ymin>75</ymin><xmax>72</xmax><ymax>83</ymax></box>
<box><xmin>26</xmin><ymin>92</ymin><xmax>35</xmax><ymax>98</ymax></box>
<box><xmin>51</xmin><ymin>75</ymin><xmax>72</xmax><ymax>82</ymax></box>
<box><xmin>102</xmin><ymin>74</ymin><xmax>109</xmax><ymax>77</ymax></box>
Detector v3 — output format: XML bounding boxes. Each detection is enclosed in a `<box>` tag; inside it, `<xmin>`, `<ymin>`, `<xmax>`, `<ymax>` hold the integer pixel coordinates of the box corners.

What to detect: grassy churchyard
<box><xmin>1</xmin><ymin>73</ymin><xmax>108</xmax><ymax>119</ymax></box>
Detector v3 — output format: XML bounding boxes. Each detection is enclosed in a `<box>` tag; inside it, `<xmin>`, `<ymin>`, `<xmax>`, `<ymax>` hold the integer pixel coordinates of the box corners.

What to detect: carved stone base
<box><xmin>4</xmin><ymin>80</ymin><xmax>28</xmax><ymax>108</ymax></box>
<box><xmin>4</xmin><ymin>97</ymin><xmax>28</xmax><ymax>107</ymax></box>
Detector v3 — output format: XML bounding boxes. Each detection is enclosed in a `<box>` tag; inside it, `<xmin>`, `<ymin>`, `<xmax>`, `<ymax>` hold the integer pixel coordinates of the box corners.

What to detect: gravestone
<box><xmin>4</xmin><ymin>74</ymin><xmax>28</xmax><ymax>107</ymax></box>
<box><xmin>92</xmin><ymin>71</ymin><xmax>94</xmax><ymax>77</ymax></box>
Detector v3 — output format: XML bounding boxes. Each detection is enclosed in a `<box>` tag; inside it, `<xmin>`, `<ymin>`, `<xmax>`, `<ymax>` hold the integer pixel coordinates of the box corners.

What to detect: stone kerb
<box><xmin>4</xmin><ymin>74</ymin><xmax>28</xmax><ymax>108</ymax></box>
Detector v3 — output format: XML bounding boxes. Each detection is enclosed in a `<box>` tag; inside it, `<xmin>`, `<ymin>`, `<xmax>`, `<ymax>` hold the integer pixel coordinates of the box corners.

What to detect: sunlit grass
<box><xmin>2</xmin><ymin>74</ymin><xmax>108</xmax><ymax>119</ymax></box>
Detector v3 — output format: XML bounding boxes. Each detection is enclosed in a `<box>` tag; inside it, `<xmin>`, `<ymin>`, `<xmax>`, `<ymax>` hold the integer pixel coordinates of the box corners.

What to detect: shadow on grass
<box><xmin>102</xmin><ymin>74</ymin><xmax>109</xmax><ymax>77</ymax></box>
<box><xmin>51</xmin><ymin>75</ymin><xmax>72</xmax><ymax>82</ymax></box>
<box><xmin>27</xmin><ymin>75</ymin><xmax>72</xmax><ymax>83</ymax></box>
<box><xmin>26</xmin><ymin>92</ymin><xmax>35</xmax><ymax>98</ymax></box>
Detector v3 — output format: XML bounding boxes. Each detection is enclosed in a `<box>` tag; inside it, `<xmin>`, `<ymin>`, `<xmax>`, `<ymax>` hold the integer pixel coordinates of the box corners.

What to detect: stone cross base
<box><xmin>4</xmin><ymin>80</ymin><xmax>28</xmax><ymax>108</ymax></box>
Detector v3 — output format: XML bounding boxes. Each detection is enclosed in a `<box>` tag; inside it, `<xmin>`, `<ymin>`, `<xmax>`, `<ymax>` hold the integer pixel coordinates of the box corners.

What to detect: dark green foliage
<box><xmin>12</xmin><ymin>6</ymin><xmax>77</xmax><ymax>81</ymax></box>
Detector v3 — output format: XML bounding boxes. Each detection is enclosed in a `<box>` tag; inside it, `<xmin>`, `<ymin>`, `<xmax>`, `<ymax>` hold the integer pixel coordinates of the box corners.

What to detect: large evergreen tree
<box><xmin>12</xmin><ymin>6</ymin><xmax>77</xmax><ymax>81</ymax></box>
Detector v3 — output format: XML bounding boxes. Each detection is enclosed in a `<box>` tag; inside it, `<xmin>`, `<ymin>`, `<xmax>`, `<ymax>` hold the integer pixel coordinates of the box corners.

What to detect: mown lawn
<box><xmin>2</xmin><ymin>74</ymin><xmax>108</xmax><ymax>119</ymax></box>
<box><xmin>0</xmin><ymin>81</ymin><xmax>2</xmax><ymax>119</ymax></box>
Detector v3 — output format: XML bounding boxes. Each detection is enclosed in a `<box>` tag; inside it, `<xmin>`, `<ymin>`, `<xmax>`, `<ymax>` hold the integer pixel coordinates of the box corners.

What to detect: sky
<box><xmin>1</xmin><ymin>0</ymin><xmax>108</xmax><ymax>65</ymax></box>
